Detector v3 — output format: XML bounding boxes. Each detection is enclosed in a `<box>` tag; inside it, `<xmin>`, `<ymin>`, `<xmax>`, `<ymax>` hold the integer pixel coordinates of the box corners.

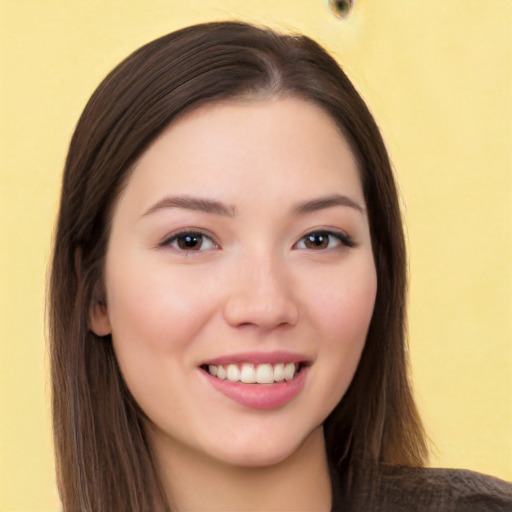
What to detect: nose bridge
<box><xmin>223</xmin><ymin>247</ymin><xmax>299</xmax><ymax>329</ymax></box>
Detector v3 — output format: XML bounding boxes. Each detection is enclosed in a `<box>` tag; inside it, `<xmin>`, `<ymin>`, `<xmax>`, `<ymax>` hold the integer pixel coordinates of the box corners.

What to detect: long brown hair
<box><xmin>49</xmin><ymin>20</ymin><xmax>428</xmax><ymax>511</ymax></box>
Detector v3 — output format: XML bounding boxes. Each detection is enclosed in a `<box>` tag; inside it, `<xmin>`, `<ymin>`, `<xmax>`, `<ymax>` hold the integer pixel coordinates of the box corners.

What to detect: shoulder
<box><xmin>337</xmin><ymin>463</ymin><xmax>512</xmax><ymax>512</ymax></box>
<box><xmin>379</xmin><ymin>466</ymin><xmax>512</xmax><ymax>512</ymax></box>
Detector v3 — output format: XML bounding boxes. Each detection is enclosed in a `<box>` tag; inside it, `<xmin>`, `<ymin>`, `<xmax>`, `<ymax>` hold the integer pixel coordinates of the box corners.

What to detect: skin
<box><xmin>90</xmin><ymin>96</ymin><xmax>377</xmax><ymax>511</ymax></box>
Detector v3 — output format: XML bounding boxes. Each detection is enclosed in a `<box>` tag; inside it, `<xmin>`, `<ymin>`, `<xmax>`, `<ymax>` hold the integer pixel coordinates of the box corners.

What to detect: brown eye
<box><xmin>177</xmin><ymin>233</ymin><xmax>203</xmax><ymax>250</ymax></box>
<box><xmin>304</xmin><ymin>233</ymin><xmax>330</xmax><ymax>249</ymax></box>
<box><xmin>295</xmin><ymin>230</ymin><xmax>355</xmax><ymax>250</ymax></box>
<box><xmin>163</xmin><ymin>232</ymin><xmax>216</xmax><ymax>252</ymax></box>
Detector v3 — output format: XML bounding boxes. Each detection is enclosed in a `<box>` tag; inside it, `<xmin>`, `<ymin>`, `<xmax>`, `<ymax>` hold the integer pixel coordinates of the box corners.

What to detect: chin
<box><xmin>219</xmin><ymin>447</ymin><xmax>295</xmax><ymax>468</ymax></box>
<box><xmin>205</xmin><ymin>424</ymin><xmax>323</xmax><ymax>469</ymax></box>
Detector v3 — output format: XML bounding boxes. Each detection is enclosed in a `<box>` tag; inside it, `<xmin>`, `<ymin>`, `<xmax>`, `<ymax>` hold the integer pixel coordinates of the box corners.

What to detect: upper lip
<box><xmin>200</xmin><ymin>351</ymin><xmax>312</xmax><ymax>366</ymax></box>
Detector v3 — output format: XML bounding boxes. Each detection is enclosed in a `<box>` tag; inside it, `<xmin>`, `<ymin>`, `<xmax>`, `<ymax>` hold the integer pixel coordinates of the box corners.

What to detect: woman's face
<box><xmin>92</xmin><ymin>97</ymin><xmax>377</xmax><ymax>467</ymax></box>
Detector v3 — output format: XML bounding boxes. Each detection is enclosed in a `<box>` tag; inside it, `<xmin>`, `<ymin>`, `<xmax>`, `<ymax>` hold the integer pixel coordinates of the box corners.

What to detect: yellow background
<box><xmin>0</xmin><ymin>1</ymin><xmax>510</xmax><ymax>510</ymax></box>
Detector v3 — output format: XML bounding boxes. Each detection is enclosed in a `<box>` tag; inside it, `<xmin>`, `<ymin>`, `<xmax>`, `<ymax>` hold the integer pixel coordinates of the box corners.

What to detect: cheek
<box><xmin>104</xmin><ymin>257</ymin><xmax>219</xmax><ymax>382</ymax></box>
<box><xmin>311</xmin><ymin>257</ymin><xmax>377</xmax><ymax>344</ymax></box>
<box><xmin>103</xmin><ymin>257</ymin><xmax>227</xmax><ymax>431</ymax></box>
<box><xmin>306</xmin><ymin>257</ymin><xmax>377</xmax><ymax>408</ymax></box>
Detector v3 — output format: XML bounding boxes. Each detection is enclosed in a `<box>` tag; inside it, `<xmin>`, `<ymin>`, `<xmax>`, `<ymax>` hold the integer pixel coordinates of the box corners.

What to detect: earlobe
<box><xmin>76</xmin><ymin>247</ymin><xmax>111</xmax><ymax>336</ymax></box>
<box><xmin>89</xmin><ymin>297</ymin><xmax>112</xmax><ymax>337</ymax></box>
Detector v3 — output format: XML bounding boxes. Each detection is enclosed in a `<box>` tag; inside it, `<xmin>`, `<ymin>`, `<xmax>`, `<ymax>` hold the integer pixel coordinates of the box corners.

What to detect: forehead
<box><xmin>122</xmin><ymin>96</ymin><xmax>364</xmax><ymax>211</ymax></box>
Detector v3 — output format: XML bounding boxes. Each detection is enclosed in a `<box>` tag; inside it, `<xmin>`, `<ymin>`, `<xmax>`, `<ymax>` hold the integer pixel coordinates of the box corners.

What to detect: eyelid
<box><xmin>293</xmin><ymin>229</ymin><xmax>356</xmax><ymax>250</ymax></box>
<box><xmin>157</xmin><ymin>227</ymin><xmax>355</xmax><ymax>252</ymax></box>
<box><xmin>159</xmin><ymin>228</ymin><xmax>220</xmax><ymax>252</ymax></box>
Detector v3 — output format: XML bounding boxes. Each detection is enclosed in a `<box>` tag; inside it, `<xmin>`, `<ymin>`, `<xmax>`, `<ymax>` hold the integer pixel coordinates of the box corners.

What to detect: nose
<box><xmin>223</xmin><ymin>253</ymin><xmax>299</xmax><ymax>330</ymax></box>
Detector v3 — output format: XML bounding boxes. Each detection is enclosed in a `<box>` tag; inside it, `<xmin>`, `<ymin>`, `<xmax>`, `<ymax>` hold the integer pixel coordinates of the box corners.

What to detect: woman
<box><xmin>49</xmin><ymin>21</ymin><xmax>512</xmax><ymax>511</ymax></box>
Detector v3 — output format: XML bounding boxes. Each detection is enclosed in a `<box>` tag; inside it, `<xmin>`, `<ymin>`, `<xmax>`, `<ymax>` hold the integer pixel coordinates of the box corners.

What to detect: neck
<box><xmin>149</xmin><ymin>426</ymin><xmax>332</xmax><ymax>512</ymax></box>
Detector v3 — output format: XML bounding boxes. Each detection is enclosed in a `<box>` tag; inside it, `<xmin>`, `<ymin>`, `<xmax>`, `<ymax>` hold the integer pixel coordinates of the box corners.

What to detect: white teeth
<box><xmin>226</xmin><ymin>364</ymin><xmax>240</xmax><ymax>382</ymax></box>
<box><xmin>207</xmin><ymin>362</ymin><xmax>298</xmax><ymax>383</ymax></box>
<box><xmin>256</xmin><ymin>363</ymin><xmax>274</xmax><ymax>384</ymax></box>
<box><xmin>284</xmin><ymin>362</ymin><xmax>296</xmax><ymax>381</ymax></box>
<box><xmin>240</xmin><ymin>363</ymin><xmax>256</xmax><ymax>383</ymax></box>
<box><xmin>216</xmin><ymin>365</ymin><xmax>227</xmax><ymax>380</ymax></box>
<box><xmin>273</xmin><ymin>363</ymin><xmax>285</xmax><ymax>382</ymax></box>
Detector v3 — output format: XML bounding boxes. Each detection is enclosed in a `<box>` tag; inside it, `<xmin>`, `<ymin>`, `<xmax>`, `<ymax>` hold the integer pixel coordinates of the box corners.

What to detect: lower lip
<box><xmin>202</xmin><ymin>367</ymin><xmax>308</xmax><ymax>410</ymax></box>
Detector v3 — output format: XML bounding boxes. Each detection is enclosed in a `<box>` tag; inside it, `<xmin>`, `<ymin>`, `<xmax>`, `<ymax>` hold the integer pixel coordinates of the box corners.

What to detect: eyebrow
<box><xmin>142</xmin><ymin>193</ymin><xmax>365</xmax><ymax>218</ymax></box>
<box><xmin>143</xmin><ymin>195</ymin><xmax>237</xmax><ymax>217</ymax></box>
<box><xmin>292</xmin><ymin>194</ymin><xmax>365</xmax><ymax>215</ymax></box>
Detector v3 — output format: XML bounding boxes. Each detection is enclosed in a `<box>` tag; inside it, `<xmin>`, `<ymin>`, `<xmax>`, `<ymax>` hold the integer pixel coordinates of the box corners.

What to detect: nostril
<box><xmin>223</xmin><ymin>292</ymin><xmax>299</xmax><ymax>329</ymax></box>
<box><xmin>223</xmin><ymin>261</ymin><xmax>299</xmax><ymax>328</ymax></box>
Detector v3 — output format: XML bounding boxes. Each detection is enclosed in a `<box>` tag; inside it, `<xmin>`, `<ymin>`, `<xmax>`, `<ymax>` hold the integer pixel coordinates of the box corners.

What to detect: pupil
<box><xmin>179</xmin><ymin>234</ymin><xmax>201</xmax><ymax>250</ymax></box>
<box><xmin>307</xmin><ymin>233</ymin><xmax>327</xmax><ymax>248</ymax></box>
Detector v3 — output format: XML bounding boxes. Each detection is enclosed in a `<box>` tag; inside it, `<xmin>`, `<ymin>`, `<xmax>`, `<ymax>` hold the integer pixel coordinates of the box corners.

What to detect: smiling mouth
<box><xmin>200</xmin><ymin>362</ymin><xmax>307</xmax><ymax>384</ymax></box>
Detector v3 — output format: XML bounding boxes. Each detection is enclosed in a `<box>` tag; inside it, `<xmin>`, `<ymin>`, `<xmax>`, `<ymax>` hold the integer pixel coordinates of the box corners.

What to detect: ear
<box><xmin>89</xmin><ymin>285</ymin><xmax>112</xmax><ymax>337</ymax></box>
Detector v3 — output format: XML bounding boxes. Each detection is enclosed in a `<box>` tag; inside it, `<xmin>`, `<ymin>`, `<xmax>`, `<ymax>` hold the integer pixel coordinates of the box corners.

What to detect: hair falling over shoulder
<box><xmin>49</xmin><ymin>20</ymin><xmax>429</xmax><ymax>511</ymax></box>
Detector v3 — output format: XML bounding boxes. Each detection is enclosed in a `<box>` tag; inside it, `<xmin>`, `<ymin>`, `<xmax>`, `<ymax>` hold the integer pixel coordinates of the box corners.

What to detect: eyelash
<box><xmin>294</xmin><ymin>230</ymin><xmax>356</xmax><ymax>250</ymax></box>
<box><xmin>160</xmin><ymin>230</ymin><xmax>219</xmax><ymax>252</ymax></box>
<box><xmin>159</xmin><ymin>229</ymin><xmax>355</xmax><ymax>253</ymax></box>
